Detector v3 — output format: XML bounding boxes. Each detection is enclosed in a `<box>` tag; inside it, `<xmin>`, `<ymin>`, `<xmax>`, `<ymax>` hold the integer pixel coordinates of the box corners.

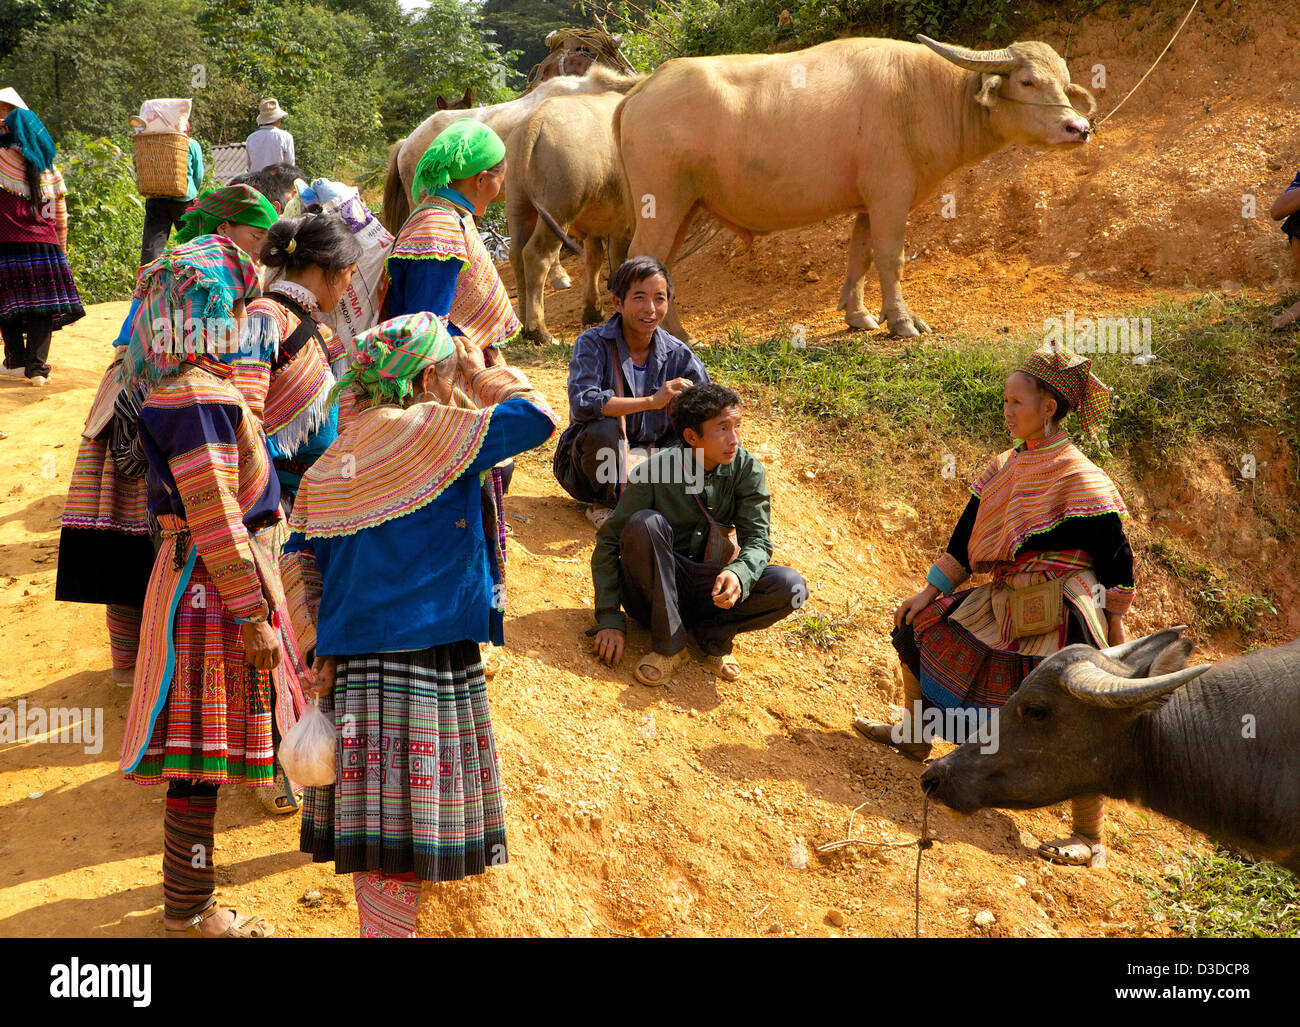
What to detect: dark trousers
<box><xmin>1</xmin><ymin>315</ymin><xmax>53</xmax><ymax>377</ymax></box>
<box><xmin>619</xmin><ymin>509</ymin><xmax>806</xmax><ymax>656</ymax></box>
<box><xmin>557</xmin><ymin>416</ymin><xmax>625</xmax><ymax>508</ymax></box>
<box><xmin>141</xmin><ymin>197</ymin><xmax>191</xmax><ymax>266</ymax></box>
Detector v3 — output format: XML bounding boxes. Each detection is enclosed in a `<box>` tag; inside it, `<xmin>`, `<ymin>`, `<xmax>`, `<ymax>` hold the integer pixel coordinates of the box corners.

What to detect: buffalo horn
<box><xmin>917</xmin><ymin>34</ymin><xmax>1019</xmax><ymax>74</ymax></box>
<box><xmin>1063</xmin><ymin>658</ymin><xmax>1210</xmax><ymax>709</ymax></box>
<box><xmin>1099</xmin><ymin>626</ymin><xmax>1188</xmax><ymax>672</ymax></box>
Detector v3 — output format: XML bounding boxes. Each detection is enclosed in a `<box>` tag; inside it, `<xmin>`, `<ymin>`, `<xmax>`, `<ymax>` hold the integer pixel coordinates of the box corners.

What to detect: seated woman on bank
<box><xmin>589</xmin><ymin>383</ymin><xmax>806</xmax><ymax>686</ymax></box>
<box><xmin>554</xmin><ymin>256</ymin><xmax>708</xmax><ymax>527</ymax></box>
<box><xmin>286</xmin><ymin>313</ymin><xmax>557</xmax><ymax>938</ymax></box>
<box><xmin>1270</xmin><ymin>165</ymin><xmax>1300</xmax><ymax>330</ymax></box>
<box><xmin>855</xmin><ymin>347</ymin><xmax>1133</xmax><ymax>868</ymax></box>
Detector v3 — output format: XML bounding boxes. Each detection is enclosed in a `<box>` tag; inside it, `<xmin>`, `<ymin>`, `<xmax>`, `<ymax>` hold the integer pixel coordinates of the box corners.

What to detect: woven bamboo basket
<box><xmin>133</xmin><ymin>132</ymin><xmax>190</xmax><ymax>198</ymax></box>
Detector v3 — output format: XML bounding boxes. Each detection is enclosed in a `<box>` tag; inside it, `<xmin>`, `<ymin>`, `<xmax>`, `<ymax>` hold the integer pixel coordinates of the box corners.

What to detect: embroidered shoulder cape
<box><xmin>966</xmin><ymin>433</ymin><xmax>1127</xmax><ymax>569</ymax></box>
<box><xmin>289</xmin><ymin>400</ymin><xmax>494</xmax><ymax>538</ymax></box>
<box><xmin>388</xmin><ymin>196</ymin><xmax>520</xmax><ymax>351</ymax></box>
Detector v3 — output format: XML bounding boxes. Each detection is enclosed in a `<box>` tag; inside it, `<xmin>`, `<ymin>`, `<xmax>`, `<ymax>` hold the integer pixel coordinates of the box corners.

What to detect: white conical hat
<box><xmin>0</xmin><ymin>87</ymin><xmax>28</xmax><ymax>110</ymax></box>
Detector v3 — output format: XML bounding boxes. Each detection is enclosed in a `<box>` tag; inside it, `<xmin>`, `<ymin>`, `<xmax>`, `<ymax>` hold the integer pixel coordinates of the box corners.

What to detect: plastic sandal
<box><xmin>1037</xmin><ymin>835</ymin><xmax>1106</xmax><ymax>868</ymax></box>
<box><xmin>633</xmin><ymin>650</ymin><xmax>683</xmax><ymax>687</ymax></box>
<box><xmin>700</xmin><ymin>652</ymin><xmax>742</xmax><ymax>681</ymax></box>
<box><xmin>165</xmin><ymin>897</ymin><xmax>276</xmax><ymax>938</ymax></box>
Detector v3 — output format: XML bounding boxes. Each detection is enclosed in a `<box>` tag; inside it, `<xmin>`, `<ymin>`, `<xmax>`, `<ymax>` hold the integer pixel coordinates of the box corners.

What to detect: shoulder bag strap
<box><xmin>607</xmin><ymin>337</ymin><xmax>629</xmax><ymax>498</ymax></box>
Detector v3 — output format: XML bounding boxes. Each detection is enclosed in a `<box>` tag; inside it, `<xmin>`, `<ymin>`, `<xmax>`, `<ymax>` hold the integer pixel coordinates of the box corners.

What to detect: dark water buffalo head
<box><xmin>921</xmin><ymin>628</ymin><xmax>1210</xmax><ymax>813</ymax></box>
<box><xmin>918</xmin><ymin>34</ymin><xmax>1096</xmax><ymax>146</ymax></box>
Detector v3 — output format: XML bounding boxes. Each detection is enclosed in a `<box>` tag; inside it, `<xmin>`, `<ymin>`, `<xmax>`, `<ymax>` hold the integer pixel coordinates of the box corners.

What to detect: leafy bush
<box><xmin>611</xmin><ymin>0</ymin><xmax>1033</xmax><ymax>69</ymax></box>
<box><xmin>60</xmin><ymin>133</ymin><xmax>146</xmax><ymax>304</ymax></box>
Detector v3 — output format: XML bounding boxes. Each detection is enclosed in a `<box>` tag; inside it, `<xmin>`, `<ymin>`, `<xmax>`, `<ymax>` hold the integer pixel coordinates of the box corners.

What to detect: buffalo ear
<box><xmin>976</xmin><ymin>74</ymin><xmax>1003</xmax><ymax>108</ymax></box>
<box><xmin>1066</xmin><ymin>82</ymin><xmax>1097</xmax><ymax>117</ymax></box>
<box><xmin>435</xmin><ymin>96</ymin><xmax>449</xmax><ymax>111</ymax></box>
<box><xmin>463</xmin><ymin>87</ymin><xmax>474</xmax><ymax>107</ymax></box>
<box><xmin>1147</xmin><ymin>639</ymin><xmax>1193</xmax><ymax>677</ymax></box>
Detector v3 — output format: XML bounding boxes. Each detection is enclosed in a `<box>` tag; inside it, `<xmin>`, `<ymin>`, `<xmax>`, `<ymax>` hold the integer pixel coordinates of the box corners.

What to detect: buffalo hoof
<box><xmin>521</xmin><ymin>327</ymin><xmax>553</xmax><ymax>347</ymax></box>
<box><xmin>889</xmin><ymin>318</ymin><xmax>921</xmax><ymax>339</ymax></box>
<box><xmin>549</xmin><ymin>269</ymin><xmax>572</xmax><ymax>290</ymax></box>
<box><xmin>845</xmin><ymin>310</ymin><xmax>880</xmax><ymax>331</ymax></box>
<box><xmin>581</xmin><ymin>305</ymin><xmax>603</xmax><ymax>325</ymax></box>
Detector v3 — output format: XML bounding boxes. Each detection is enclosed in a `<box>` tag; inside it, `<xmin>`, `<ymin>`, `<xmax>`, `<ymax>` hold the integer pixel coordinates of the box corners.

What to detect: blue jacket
<box><xmin>566</xmin><ymin>315</ymin><xmax>708</xmax><ymax>445</ymax></box>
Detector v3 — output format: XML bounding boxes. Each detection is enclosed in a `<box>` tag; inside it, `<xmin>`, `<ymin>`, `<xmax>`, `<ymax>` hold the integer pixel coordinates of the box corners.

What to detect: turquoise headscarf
<box><xmin>2</xmin><ymin>108</ymin><xmax>56</xmax><ymax>173</ymax></box>
<box><xmin>411</xmin><ymin>120</ymin><xmax>505</xmax><ymax>202</ymax></box>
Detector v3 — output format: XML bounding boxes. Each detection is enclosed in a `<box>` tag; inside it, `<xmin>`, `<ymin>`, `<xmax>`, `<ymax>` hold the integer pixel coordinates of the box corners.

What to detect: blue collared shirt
<box><xmin>566</xmin><ymin>314</ymin><xmax>709</xmax><ymax>445</ymax></box>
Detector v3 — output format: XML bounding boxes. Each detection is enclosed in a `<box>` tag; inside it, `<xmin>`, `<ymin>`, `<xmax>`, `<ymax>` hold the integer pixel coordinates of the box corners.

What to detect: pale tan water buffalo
<box><xmin>615</xmin><ymin>35</ymin><xmax>1096</xmax><ymax>340</ymax></box>
<box><xmin>506</xmin><ymin>90</ymin><xmax>636</xmax><ymax>344</ymax></box>
<box><xmin>382</xmin><ymin>66</ymin><xmax>640</xmax><ymax>236</ymax></box>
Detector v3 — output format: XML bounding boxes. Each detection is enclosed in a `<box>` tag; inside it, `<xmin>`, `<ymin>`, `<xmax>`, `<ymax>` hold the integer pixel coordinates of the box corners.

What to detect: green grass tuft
<box><xmin>1130</xmin><ymin>849</ymin><xmax>1300</xmax><ymax>938</ymax></box>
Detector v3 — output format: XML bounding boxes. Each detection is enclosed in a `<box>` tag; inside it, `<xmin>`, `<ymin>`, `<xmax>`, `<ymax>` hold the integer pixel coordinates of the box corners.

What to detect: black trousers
<box><xmin>556</xmin><ymin>416</ymin><xmax>625</xmax><ymax>508</ymax></box>
<box><xmin>1</xmin><ymin>315</ymin><xmax>53</xmax><ymax>377</ymax></box>
<box><xmin>619</xmin><ymin>508</ymin><xmax>806</xmax><ymax>656</ymax></box>
<box><xmin>141</xmin><ymin>197</ymin><xmax>191</xmax><ymax>266</ymax></box>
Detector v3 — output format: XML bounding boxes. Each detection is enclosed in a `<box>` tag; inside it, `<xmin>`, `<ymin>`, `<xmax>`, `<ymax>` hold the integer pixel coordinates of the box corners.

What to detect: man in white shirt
<box><xmin>245</xmin><ymin>98</ymin><xmax>296</xmax><ymax>172</ymax></box>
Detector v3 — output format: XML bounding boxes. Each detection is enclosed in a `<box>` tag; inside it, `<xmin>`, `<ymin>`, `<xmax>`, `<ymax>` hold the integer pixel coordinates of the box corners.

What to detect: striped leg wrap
<box><xmin>162</xmin><ymin>782</ymin><xmax>219</xmax><ymax>920</ymax></box>
<box><xmin>1071</xmin><ymin>795</ymin><xmax>1104</xmax><ymax>839</ymax></box>
<box><xmin>106</xmin><ymin>604</ymin><xmax>142</xmax><ymax>671</ymax></box>
<box><xmin>352</xmin><ymin>871</ymin><xmax>421</xmax><ymax>939</ymax></box>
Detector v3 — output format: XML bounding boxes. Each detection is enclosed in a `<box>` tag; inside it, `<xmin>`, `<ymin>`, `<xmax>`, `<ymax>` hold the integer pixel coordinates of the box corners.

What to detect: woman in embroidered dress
<box><xmin>117</xmin><ymin>235</ymin><xmax>281</xmax><ymax>937</ymax></box>
<box><xmin>54</xmin><ymin>185</ymin><xmax>277</xmax><ymax>685</ymax></box>
<box><xmin>387</xmin><ymin>120</ymin><xmax>524</xmax><ymax>674</ymax></box>
<box><xmin>287</xmin><ymin>313</ymin><xmax>557</xmax><ymax>937</ymax></box>
<box><xmin>232</xmin><ymin>212</ymin><xmax>360</xmax><ymax>814</ymax></box>
<box><xmin>855</xmin><ymin>348</ymin><xmax>1134</xmax><ymax>868</ymax></box>
<box><xmin>0</xmin><ymin>88</ymin><xmax>83</xmax><ymax>385</ymax></box>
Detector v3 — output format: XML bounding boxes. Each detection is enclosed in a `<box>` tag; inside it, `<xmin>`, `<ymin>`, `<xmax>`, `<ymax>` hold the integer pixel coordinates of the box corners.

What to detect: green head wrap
<box><xmin>330</xmin><ymin>312</ymin><xmax>455</xmax><ymax>408</ymax></box>
<box><xmin>175</xmin><ymin>184</ymin><xmax>278</xmax><ymax>246</ymax></box>
<box><xmin>410</xmin><ymin>119</ymin><xmax>506</xmax><ymax>202</ymax></box>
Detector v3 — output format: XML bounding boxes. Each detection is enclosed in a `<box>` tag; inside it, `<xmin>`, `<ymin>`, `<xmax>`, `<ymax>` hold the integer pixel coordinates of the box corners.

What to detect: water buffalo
<box><xmin>382</xmin><ymin>65</ymin><xmax>641</xmax><ymax>237</ymax></box>
<box><xmin>506</xmin><ymin>90</ymin><xmax>634</xmax><ymax>344</ymax></box>
<box><xmin>921</xmin><ymin>628</ymin><xmax>1300</xmax><ymax>875</ymax></box>
<box><xmin>614</xmin><ymin>34</ymin><xmax>1095</xmax><ymax>341</ymax></box>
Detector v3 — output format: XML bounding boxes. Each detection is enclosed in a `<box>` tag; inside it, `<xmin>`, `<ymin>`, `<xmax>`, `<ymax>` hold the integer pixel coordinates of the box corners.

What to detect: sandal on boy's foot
<box><xmin>634</xmin><ymin>650</ymin><xmax>683</xmax><ymax>687</ymax></box>
<box><xmin>700</xmin><ymin>652</ymin><xmax>742</xmax><ymax>681</ymax></box>
<box><xmin>586</xmin><ymin>505</ymin><xmax>613</xmax><ymax>529</ymax></box>
<box><xmin>256</xmin><ymin>765</ymin><xmax>301</xmax><ymax>816</ymax></box>
<box><xmin>165</xmin><ymin>897</ymin><xmax>275</xmax><ymax>938</ymax></box>
<box><xmin>852</xmin><ymin>717</ymin><xmax>932</xmax><ymax>763</ymax></box>
<box><xmin>1037</xmin><ymin>834</ymin><xmax>1106</xmax><ymax>868</ymax></box>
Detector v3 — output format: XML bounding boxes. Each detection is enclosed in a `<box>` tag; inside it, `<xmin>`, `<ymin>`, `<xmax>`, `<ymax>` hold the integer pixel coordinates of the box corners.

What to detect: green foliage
<box><xmin>1130</xmin><ymin>849</ymin><xmax>1300</xmax><ymax>938</ymax></box>
<box><xmin>696</xmin><ymin>293</ymin><xmax>1300</xmax><ymax>498</ymax></box>
<box><xmin>480</xmin><ymin>0</ymin><xmax>578</xmax><ymax>79</ymax></box>
<box><xmin>1144</xmin><ymin>538</ymin><xmax>1277</xmax><ymax>635</ymax></box>
<box><xmin>59</xmin><ymin>132</ymin><xmax>144</xmax><ymax>304</ymax></box>
<box><xmin>787</xmin><ymin>602</ymin><xmax>858</xmax><ymax>650</ymax></box>
<box><xmin>606</xmin><ymin>0</ymin><xmax>1034</xmax><ymax>68</ymax></box>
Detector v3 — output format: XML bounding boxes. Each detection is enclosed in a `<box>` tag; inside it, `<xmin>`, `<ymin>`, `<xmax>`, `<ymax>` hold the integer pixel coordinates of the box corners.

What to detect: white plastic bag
<box><xmin>132</xmin><ymin>98</ymin><xmax>192</xmax><ymax>135</ymax></box>
<box><xmin>277</xmin><ymin>697</ymin><xmax>337</xmax><ymax>787</ymax></box>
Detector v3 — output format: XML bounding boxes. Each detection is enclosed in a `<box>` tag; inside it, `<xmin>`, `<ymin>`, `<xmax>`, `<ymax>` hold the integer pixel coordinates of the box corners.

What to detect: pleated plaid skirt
<box><xmin>300</xmin><ymin>640</ymin><xmax>508</xmax><ymax>882</ymax></box>
<box><xmin>0</xmin><ymin>240</ymin><xmax>84</xmax><ymax>327</ymax></box>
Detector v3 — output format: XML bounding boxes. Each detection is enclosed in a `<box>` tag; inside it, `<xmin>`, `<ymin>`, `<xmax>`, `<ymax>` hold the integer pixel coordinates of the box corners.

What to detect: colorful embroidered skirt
<box><xmin>0</xmin><ymin>240</ymin><xmax>84</xmax><ymax>328</ymax></box>
<box><xmin>300</xmin><ymin>640</ymin><xmax>508</xmax><ymax>882</ymax></box>
<box><xmin>893</xmin><ymin>589</ymin><xmax>1091</xmax><ymax>720</ymax></box>
<box><xmin>126</xmin><ymin>557</ymin><xmax>276</xmax><ymax>786</ymax></box>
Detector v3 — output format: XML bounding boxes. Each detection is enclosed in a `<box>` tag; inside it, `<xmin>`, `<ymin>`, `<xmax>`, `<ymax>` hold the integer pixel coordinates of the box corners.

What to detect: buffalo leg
<box><xmin>838</xmin><ymin>213</ymin><xmax>879</xmax><ymax>332</ymax></box>
<box><xmin>869</xmin><ymin>201</ymin><xmax>931</xmax><ymax>338</ymax></box>
<box><xmin>549</xmin><ymin>258</ymin><xmax>572</xmax><ymax>291</ymax></box>
<box><xmin>521</xmin><ymin>219</ymin><xmax>566</xmax><ymax>346</ymax></box>
<box><xmin>581</xmin><ymin>237</ymin><xmax>607</xmax><ymax>325</ymax></box>
<box><xmin>629</xmin><ymin>198</ymin><xmax>695</xmax><ymax>342</ymax></box>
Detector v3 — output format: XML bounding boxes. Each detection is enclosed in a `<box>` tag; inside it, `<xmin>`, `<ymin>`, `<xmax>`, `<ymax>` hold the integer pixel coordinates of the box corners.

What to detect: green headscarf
<box><xmin>330</xmin><ymin>312</ymin><xmax>455</xmax><ymax>408</ymax></box>
<box><xmin>174</xmin><ymin>184</ymin><xmax>278</xmax><ymax>246</ymax></box>
<box><xmin>410</xmin><ymin>119</ymin><xmax>505</xmax><ymax>202</ymax></box>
